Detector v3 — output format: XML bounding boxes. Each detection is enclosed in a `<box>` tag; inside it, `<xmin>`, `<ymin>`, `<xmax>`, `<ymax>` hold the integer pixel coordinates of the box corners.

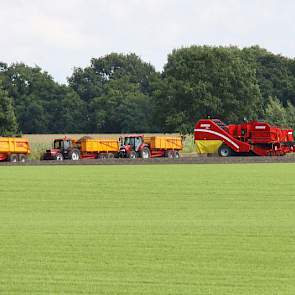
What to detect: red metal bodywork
<box><xmin>194</xmin><ymin>119</ymin><xmax>295</xmax><ymax>156</ymax></box>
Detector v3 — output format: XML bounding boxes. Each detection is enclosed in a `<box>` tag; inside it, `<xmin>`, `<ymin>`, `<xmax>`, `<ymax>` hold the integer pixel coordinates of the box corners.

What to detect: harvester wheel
<box><xmin>18</xmin><ymin>154</ymin><xmax>27</xmax><ymax>162</ymax></box>
<box><xmin>128</xmin><ymin>151</ymin><xmax>137</xmax><ymax>159</ymax></box>
<box><xmin>69</xmin><ymin>149</ymin><xmax>80</xmax><ymax>161</ymax></box>
<box><xmin>55</xmin><ymin>153</ymin><xmax>64</xmax><ymax>161</ymax></box>
<box><xmin>165</xmin><ymin>150</ymin><xmax>174</xmax><ymax>158</ymax></box>
<box><xmin>218</xmin><ymin>145</ymin><xmax>232</xmax><ymax>157</ymax></box>
<box><xmin>173</xmin><ymin>151</ymin><xmax>180</xmax><ymax>159</ymax></box>
<box><xmin>9</xmin><ymin>154</ymin><xmax>18</xmax><ymax>162</ymax></box>
<box><xmin>140</xmin><ymin>147</ymin><xmax>150</xmax><ymax>159</ymax></box>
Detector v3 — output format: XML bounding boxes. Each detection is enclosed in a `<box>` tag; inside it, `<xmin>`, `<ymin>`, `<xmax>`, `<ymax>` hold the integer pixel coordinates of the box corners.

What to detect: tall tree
<box><xmin>68</xmin><ymin>53</ymin><xmax>159</xmax><ymax>132</ymax></box>
<box><xmin>154</xmin><ymin>46</ymin><xmax>262</xmax><ymax>133</ymax></box>
<box><xmin>0</xmin><ymin>81</ymin><xmax>18</xmax><ymax>136</ymax></box>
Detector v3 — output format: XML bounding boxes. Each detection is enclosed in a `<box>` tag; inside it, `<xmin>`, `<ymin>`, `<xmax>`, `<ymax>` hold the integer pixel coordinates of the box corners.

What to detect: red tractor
<box><xmin>194</xmin><ymin>118</ymin><xmax>295</xmax><ymax>156</ymax></box>
<box><xmin>119</xmin><ymin>134</ymin><xmax>183</xmax><ymax>159</ymax></box>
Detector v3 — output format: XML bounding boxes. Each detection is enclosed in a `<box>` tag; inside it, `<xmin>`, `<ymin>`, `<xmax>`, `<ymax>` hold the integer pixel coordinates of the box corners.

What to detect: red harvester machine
<box><xmin>194</xmin><ymin>119</ymin><xmax>295</xmax><ymax>157</ymax></box>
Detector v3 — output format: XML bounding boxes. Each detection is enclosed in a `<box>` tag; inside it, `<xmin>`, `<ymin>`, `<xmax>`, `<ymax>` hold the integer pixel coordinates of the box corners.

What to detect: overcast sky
<box><xmin>1</xmin><ymin>0</ymin><xmax>294</xmax><ymax>83</ymax></box>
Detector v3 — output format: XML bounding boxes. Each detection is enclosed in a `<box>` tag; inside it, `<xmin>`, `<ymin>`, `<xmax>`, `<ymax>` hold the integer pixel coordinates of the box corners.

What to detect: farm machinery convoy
<box><xmin>0</xmin><ymin>118</ymin><xmax>295</xmax><ymax>162</ymax></box>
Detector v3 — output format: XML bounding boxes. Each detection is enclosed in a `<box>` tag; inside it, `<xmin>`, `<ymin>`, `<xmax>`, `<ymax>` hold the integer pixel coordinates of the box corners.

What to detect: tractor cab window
<box><xmin>54</xmin><ymin>140</ymin><xmax>62</xmax><ymax>149</ymax></box>
<box><xmin>63</xmin><ymin>140</ymin><xmax>71</xmax><ymax>150</ymax></box>
<box><xmin>54</xmin><ymin>139</ymin><xmax>72</xmax><ymax>150</ymax></box>
<box><xmin>134</xmin><ymin>137</ymin><xmax>142</xmax><ymax>149</ymax></box>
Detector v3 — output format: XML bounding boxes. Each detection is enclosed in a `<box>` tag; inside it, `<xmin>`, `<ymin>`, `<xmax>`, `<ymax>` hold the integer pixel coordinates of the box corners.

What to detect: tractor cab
<box><xmin>53</xmin><ymin>138</ymin><xmax>74</xmax><ymax>151</ymax></box>
<box><xmin>119</xmin><ymin>135</ymin><xmax>150</xmax><ymax>159</ymax></box>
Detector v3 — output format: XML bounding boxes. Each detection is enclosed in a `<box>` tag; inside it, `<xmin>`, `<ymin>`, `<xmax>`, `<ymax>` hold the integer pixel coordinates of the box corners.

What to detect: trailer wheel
<box><xmin>55</xmin><ymin>153</ymin><xmax>64</xmax><ymax>161</ymax></box>
<box><xmin>107</xmin><ymin>153</ymin><xmax>115</xmax><ymax>159</ymax></box>
<box><xmin>218</xmin><ymin>145</ymin><xmax>232</xmax><ymax>157</ymax></box>
<box><xmin>18</xmin><ymin>154</ymin><xmax>27</xmax><ymax>162</ymax></box>
<box><xmin>9</xmin><ymin>154</ymin><xmax>18</xmax><ymax>162</ymax></box>
<box><xmin>173</xmin><ymin>151</ymin><xmax>180</xmax><ymax>159</ymax></box>
<box><xmin>99</xmin><ymin>153</ymin><xmax>108</xmax><ymax>159</ymax></box>
<box><xmin>128</xmin><ymin>151</ymin><xmax>137</xmax><ymax>159</ymax></box>
<box><xmin>165</xmin><ymin>150</ymin><xmax>174</xmax><ymax>158</ymax></box>
<box><xmin>140</xmin><ymin>147</ymin><xmax>151</xmax><ymax>159</ymax></box>
<box><xmin>69</xmin><ymin>149</ymin><xmax>80</xmax><ymax>160</ymax></box>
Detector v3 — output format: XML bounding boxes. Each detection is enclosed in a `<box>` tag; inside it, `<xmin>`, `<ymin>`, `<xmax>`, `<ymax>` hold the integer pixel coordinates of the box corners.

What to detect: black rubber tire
<box><xmin>128</xmin><ymin>151</ymin><xmax>137</xmax><ymax>159</ymax></box>
<box><xmin>218</xmin><ymin>145</ymin><xmax>232</xmax><ymax>157</ymax></box>
<box><xmin>140</xmin><ymin>147</ymin><xmax>151</xmax><ymax>159</ymax></box>
<box><xmin>18</xmin><ymin>154</ymin><xmax>27</xmax><ymax>162</ymax></box>
<box><xmin>69</xmin><ymin>149</ymin><xmax>80</xmax><ymax>160</ymax></box>
<box><xmin>9</xmin><ymin>154</ymin><xmax>18</xmax><ymax>162</ymax></box>
<box><xmin>99</xmin><ymin>153</ymin><xmax>108</xmax><ymax>159</ymax></box>
<box><xmin>165</xmin><ymin>150</ymin><xmax>174</xmax><ymax>158</ymax></box>
<box><xmin>55</xmin><ymin>153</ymin><xmax>64</xmax><ymax>161</ymax></box>
<box><xmin>173</xmin><ymin>151</ymin><xmax>180</xmax><ymax>159</ymax></box>
<box><xmin>107</xmin><ymin>153</ymin><xmax>115</xmax><ymax>159</ymax></box>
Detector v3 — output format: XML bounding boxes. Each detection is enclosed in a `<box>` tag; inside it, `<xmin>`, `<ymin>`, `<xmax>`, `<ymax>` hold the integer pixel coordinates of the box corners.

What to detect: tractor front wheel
<box><xmin>128</xmin><ymin>151</ymin><xmax>137</xmax><ymax>159</ymax></box>
<box><xmin>218</xmin><ymin>145</ymin><xmax>232</xmax><ymax>157</ymax></box>
<box><xmin>55</xmin><ymin>153</ymin><xmax>64</xmax><ymax>161</ymax></box>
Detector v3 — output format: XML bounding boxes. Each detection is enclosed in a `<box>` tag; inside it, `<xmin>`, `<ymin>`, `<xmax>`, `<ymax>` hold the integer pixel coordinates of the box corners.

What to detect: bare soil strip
<box><xmin>1</xmin><ymin>156</ymin><xmax>295</xmax><ymax>166</ymax></box>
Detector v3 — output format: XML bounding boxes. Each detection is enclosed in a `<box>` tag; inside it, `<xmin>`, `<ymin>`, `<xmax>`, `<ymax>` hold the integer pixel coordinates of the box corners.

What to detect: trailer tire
<box><xmin>218</xmin><ymin>145</ymin><xmax>232</xmax><ymax>157</ymax></box>
<box><xmin>55</xmin><ymin>153</ymin><xmax>64</xmax><ymax>161</ymax></box>
<box><xmin>18</xmin><ymin>154</ymin><xmax>27</xmax><ymax>162</ymax></box>
<box><xmin>128</xmin><ymin>151</ymin><xmax>137</xmax><ymax>159</ymax></box>
<box><xmin>140</xmin><ymin>147</ymin><xmax>151</xmax><ymax>159</ymax></box>
<box><xmin>165</xmin><ymin>150</ymin><xmax>174</xmax><ymax>158</ymax></box>
<box><xmin>107</xmin><ymin>153</ymin><xmax>114</xmax><ymax>159</ymax></box>
<box><xmin>173</xmin><ymin>151</ymin><xmax>180</xmax><ymax>159</ymax></box>
<box><xmin>69</xmin><ymin>149</ymin><xmax>80</xmax><ymax>161</ymax></box>
<box><xmin>99</xmin><ymin>153</ymin><xmax>108</xmax><ymax>159</ymax></box>
<box><xmin>9</xmin><ymin>154</ymin><xmax>18</xmax><ymax>162</ymax></box>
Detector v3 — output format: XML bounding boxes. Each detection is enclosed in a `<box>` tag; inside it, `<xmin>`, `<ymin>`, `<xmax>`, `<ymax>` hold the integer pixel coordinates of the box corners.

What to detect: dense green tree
<box><xmin>0</xmin><ymin>63</ymin><xmax>85</xmax><ymax>133</ymax></box>
<box><xmin>69</xmin><ymin>53</ymin><xmax>159</xmax><ymax>132</ymax></box>
<box><xmin>0</xmin><ymin>81</ymin><xmax>18</xmax><ymax>135</ymax></box>
<box><xmin>243</xmin><ymin>46</ymin><xmax>295</xmax><ymax>106</ymax></box>
<box><xmin>154</xmin><ymin>46</ymin><xmax>262</xmax><ymax>133</ymax></box>
<box><xmin>264</xmin><ymin>96</ymin><xmax>288</xmax><ymax>127</ymax></box>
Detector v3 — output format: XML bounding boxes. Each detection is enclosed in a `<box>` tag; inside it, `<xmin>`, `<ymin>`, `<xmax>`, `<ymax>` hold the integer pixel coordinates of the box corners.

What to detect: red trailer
<box><xmin>194</xmin><ymin>119</ymin><xmax>295</xmax><ymax>156</ymax></box>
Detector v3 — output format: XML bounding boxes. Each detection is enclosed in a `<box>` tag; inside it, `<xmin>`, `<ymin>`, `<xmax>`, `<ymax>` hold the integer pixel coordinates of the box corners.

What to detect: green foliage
<box><xmin>69</xmin><ymin>53</ymin><xmax>159</xmax><ymax>133</ymax></box>
<box><xmin>1</xmin><ymin>46</ymin><xmax>295</xmax><ymax>134</ymax></box>
<box><xmin>1</xmin><ymin>164</ymin><xmax>295</xmax><ymax>294</ymax></box>
<box><xmin>0</xmin><ymin>81</ymin><xmax>18</xmax><ymax>135</ymax></box>
<box><xmin>154</xmin><ymin>46</ymin><xmax>261</xmax><ymax>132</ymax></box>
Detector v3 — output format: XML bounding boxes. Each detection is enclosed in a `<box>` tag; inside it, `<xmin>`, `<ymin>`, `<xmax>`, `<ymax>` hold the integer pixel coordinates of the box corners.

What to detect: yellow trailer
<box><xmin>78</xmin><ymin>137</ymin><xmax>119</xmax><ymax>158</ymax></box>
<box><xmin>0</xmin><ymin>137</ymin><xmax>30</xmax><ymax>162</ymax></box>
<box><xmin>144</xmin><ymin>136</ymin><xmax>183</xmax><ymax>150</ymax></box>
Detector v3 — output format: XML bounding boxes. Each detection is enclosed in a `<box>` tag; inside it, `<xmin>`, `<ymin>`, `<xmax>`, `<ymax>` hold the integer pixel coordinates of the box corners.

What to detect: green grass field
<box><xmin>0</xmin><ymin>164</ymin><xmax>295</xmax><ymax>294</ymax></box>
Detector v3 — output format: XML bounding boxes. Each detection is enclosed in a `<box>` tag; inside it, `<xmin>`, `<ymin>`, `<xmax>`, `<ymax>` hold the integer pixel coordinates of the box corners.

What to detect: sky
<box><xmin>1</xmin><ymin>0</ymin><xmax>294</xmax><ymax>83</ymax></box>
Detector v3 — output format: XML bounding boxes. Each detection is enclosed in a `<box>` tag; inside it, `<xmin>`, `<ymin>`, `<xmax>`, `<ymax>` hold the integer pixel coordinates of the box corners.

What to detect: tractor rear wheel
<box><xmin>9</xmin><ymin>154</ymin><xmax>18</xmax><ymax>162</ymax></box>
<box><xmin>128</xmin><ymin>151</ymin><xmax>137</xmax><ymax>159</ymax></box>
<box><xmin>69</xmin><ymin>149</ymin><xmax>80</xmax><ymax>160</ymax></box>
<box><xmin>55</xmin><ymin>153</ymin><xmax>64</xmax><ymax>161</ymax></box>
<box><xmin>218</xmin><ymin>145</ymin><xmax>232</xmax><ymax>157</ymax></box>
<box><xmin>140</xmin><ymin>147</ymin><xmax>150</xmax><ymax>159</ymax></box>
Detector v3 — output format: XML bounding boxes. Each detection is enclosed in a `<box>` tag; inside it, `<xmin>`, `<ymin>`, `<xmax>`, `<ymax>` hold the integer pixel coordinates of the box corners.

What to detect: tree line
<box><xmin>1</xmin><ymin>45</ymin><xmax>295</xmax><ymax>136</ymax></box>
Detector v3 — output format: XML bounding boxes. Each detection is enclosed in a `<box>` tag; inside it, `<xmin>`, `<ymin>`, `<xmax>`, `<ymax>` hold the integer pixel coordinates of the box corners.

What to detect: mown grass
<box><xmin>0</xmin><ymin>164</ymin><xmax>294</xmax><ymax>294</ymax></box>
